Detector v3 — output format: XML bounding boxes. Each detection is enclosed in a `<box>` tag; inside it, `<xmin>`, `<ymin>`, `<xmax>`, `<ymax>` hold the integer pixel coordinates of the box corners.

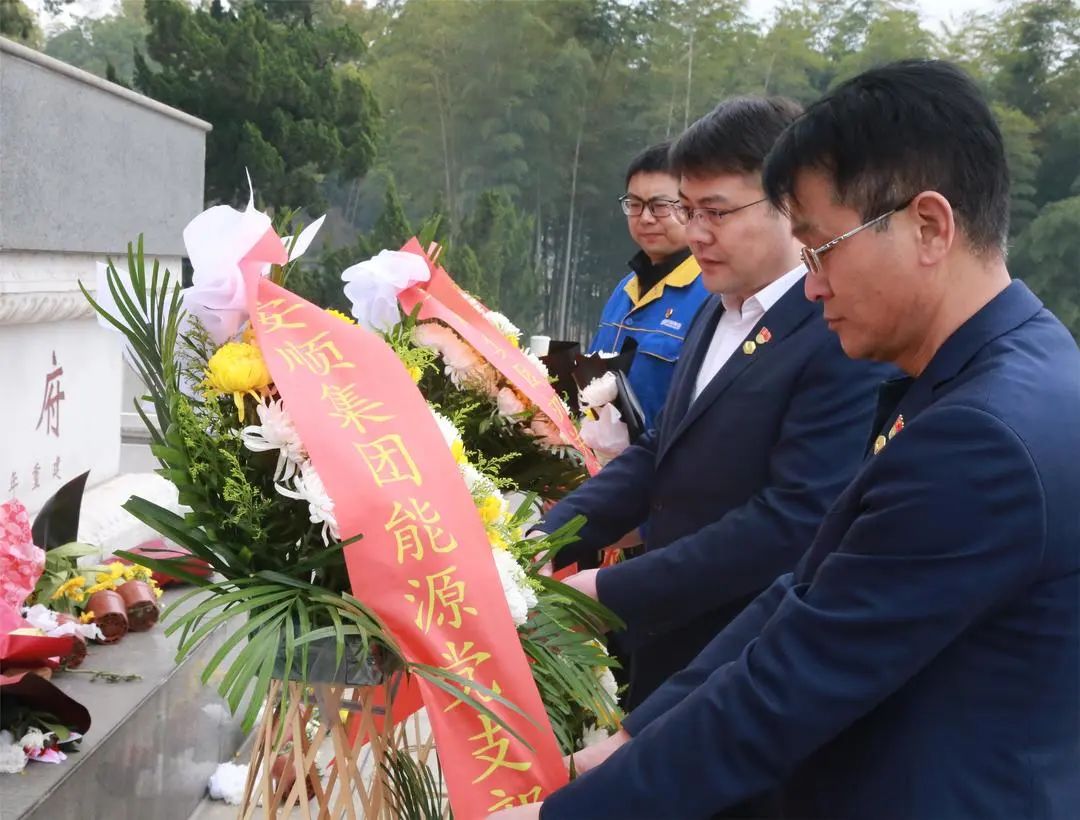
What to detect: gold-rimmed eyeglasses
<box><xmin>801</xmin><ymin>199</ymin><xmax>913</xmax><ymax>275</ymax></box>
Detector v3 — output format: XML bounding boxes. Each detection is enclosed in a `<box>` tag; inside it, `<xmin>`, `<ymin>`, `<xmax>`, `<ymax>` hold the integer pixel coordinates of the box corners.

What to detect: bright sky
<box><xmin>745</xmin><ymin>0</ymin><xmax>1006</xmax><ymax>30</ymax></box>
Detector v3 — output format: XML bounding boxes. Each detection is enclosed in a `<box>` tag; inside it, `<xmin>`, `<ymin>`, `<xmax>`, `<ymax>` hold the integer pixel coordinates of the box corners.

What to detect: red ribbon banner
<box><xmin>396</xmin><ymin>239</ymin><xmax>601</xmax><ymax>477</ymax></box>
<box><xmin>242</xmin><ymin>237</ymin><xmax>567</xmax><ymax>819</ymax></box>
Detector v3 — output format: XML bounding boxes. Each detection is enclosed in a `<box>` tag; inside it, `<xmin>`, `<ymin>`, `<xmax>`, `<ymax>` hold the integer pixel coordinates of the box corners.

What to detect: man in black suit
<box><xmin>535</xmin><ymin>96</ymin><xmax>891</xmax><ymax>711</ymax></box>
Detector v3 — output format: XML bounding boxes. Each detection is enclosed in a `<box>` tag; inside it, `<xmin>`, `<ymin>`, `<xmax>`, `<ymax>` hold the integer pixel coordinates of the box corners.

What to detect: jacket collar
<box><xmin>866</xmin><ymin>280</ymin><xmax>1043</xmax><ymax>456</ymax></box>
<box><xmin>659</xmin><ymin>274</ymin><xmax>815</xmax><ymax>462</ymax></box>
<box><xmin>623</xmin><ymin>251</ymin><xmax>701</xmax><ymax>310</ymax></box>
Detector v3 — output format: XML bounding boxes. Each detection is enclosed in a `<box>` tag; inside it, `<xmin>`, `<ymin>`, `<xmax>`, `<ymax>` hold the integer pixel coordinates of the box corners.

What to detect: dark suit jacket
<box><xmin>542</xmin><ymin>281</ymin><xmax>1080</xmax><ymax>820</ymax></box>
<box><xmin>541</xmin><ymin>275</ymin><xmax>890</xmax><ymax>708</ymax></box>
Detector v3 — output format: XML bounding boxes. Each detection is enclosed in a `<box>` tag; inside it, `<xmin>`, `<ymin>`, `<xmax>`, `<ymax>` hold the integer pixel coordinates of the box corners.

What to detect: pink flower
<box><xmin>496</xmin><ymin>387</ymin><xmax>527</xmax><ymax>417</ymax></box>
<box><xmin>0</xmin><ymin>500</ymin><xmax>45</xmax><ymax>609</ymax></box>
<box><xmin>529</xmin><ymin>414</ymin><xmax>569</xmax><ymax>449</ymax></box>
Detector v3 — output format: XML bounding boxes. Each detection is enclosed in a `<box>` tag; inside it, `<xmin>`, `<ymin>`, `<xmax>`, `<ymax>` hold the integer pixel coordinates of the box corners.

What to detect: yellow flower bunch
<box><xmin>478</xmin><ymin>494</ymin><xmax>503</xmax><ymax>526</ymax></box>
<box><xmin>78</xmin><ymin>611</ymin><xmax>96</xmax><ymax>624</ymax></box>
<box><xmin>203</xmin><ymin>341</ymin><xmax>273</xmax><ymax>420</ymax></box>
<box><xmin>325</xmin><ymin>309</ymin><xmax>356</xmax><ymax>325</ymax></box>
<box><xmin>122</xmin><ymin>564</ymin><xmax>153</xmax><ymax>582</ymax></box>
<box><xmin>51</xmin><ymin>576</ymin><xmax>87</xmax><ymax>603</ymax></box>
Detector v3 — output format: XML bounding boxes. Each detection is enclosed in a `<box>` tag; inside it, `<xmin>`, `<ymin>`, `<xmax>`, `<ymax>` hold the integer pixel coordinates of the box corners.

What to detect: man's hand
<box><xmin>562</xmin><ymin>568</ymin><xmax>600</xmax><ymax>600</ymax></box>
<box><xmin>564</xmin><ymin>727</ymin><xmax>632</xmax><ymax>775</ymax></box>
<box><xmin>487</xmin><ymin>802</ymin><xmax>543</xmax><ymax>819</ymax></box>
<box><xmin>526</xmin><ymin>529</ymin><xmax>554</xmax><ymax>576</ymax></box>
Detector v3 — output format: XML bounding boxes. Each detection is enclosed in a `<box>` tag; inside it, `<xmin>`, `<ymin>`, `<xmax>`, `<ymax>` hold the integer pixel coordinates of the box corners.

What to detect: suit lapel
<box><xmin>660</xmin><ymin>296</ymin><xmax>723</xmax><ymax>436</ymax></box>
<box><xmin>659</xmin><ymin>277</ymin><xmax>815</xmax><ymax>463</ymax></box>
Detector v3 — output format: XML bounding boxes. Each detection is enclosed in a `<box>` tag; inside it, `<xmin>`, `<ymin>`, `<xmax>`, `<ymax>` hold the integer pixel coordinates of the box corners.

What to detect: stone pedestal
<box><xmin>0</xmin><ymin>35</ymin><xmax>209</xmax><ymax>548</ymax></box>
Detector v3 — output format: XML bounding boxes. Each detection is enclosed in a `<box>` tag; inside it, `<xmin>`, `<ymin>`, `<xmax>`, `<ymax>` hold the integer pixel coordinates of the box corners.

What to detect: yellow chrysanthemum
<box><xmin>450</xmin><ymin>439</ymin><xmax>467</xmax><ymax>465</ymax></box>
<box><xmin>488</xmin><ymin>530</ymin><xmax>509</xmax><ymax>551</ymax></box>
<box><xmin>85</xmin><ymin>579</ymin><xmax>116</xmax><ymax>595</ymax></box>
<box><xmin>408</xmin><ymin>365</ymin><xmax>423</xmax><ymax>383</ymax></box>
<box><xmin>51</xmin><ymin>577</ymin><xmax>86</xmax><ymax>601</ymax></box>
<box><xmin>326</xmin><ymin>309</ymin><xmax>356</xmax><ymax>325</ymax></box>
<box><xmin>78</xmin><ymin>611</ymin><xmax>96</xmax><ymax>624</ymax></box>
<box><xmin>204</xmin><ymin>342</ymin><xmax>273</xmax><ymax>420</ymax></box>
<box><xmin>122</xmin><ymin>564</ymin><xmax>152</xmax><ymax>582</ymax></box>
<box><xmin>478</xmin><ymin>495</ymin><xmax>503</xmax><ymax>526</ymax></box>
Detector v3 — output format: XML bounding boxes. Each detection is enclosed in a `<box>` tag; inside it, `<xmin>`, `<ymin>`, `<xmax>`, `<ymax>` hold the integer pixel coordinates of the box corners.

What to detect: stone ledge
<box><xmin>3</xmin><ymin>589</ymin><xmax>245</xmax><ymax>820</ymax></box>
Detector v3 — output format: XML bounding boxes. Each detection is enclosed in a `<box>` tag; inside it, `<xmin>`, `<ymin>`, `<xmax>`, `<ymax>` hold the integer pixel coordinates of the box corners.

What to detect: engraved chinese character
<box><xmin>257</xmin><ymin>298</ymin><xmax>306</xmax><ymax>333</ymax></box>
<box><xmin>31</xmin><ymin>463</ymin><xmax>40</xmax><ymax>490</ymax></box>
<box><xmin>405</xmin><ymin>566</ymin><xmax>478</xmax><ymax>632</ymax></box>
<box><xmin>355</xmin><ymin>435</ymin><xmax>421</xmax><ymax>487</ymax></box>
<box><xmin>51</xmin><ymin>456</ymin><xmax>61</xmax><ymax>480</ymax></box>
<box><xmin>386</xmin><ymin>498</ymin><xmax>458</xmax><ymax>563</ymax></box>
<box><xmin>488</xmin><ymin>786</ymin><xmax>543</xmax><ymax>811</ymax></box>
<box><xmin>468</xmin><ymin>713</ymin><xmax>531</xmax><ymax>784</ymax></box>
<box><xmin>440</xmin><ymin>640</ymin><xmax>492</xmax><ymax>712</ymax></box>
<box><xmin>36</xmin><ymin>351</ymin><xmax>65</xmax><ymax>437</ymax></box>
<box><xmin>275</xmin><ymin>331</ymin><xmax>355</xmax><ymax>375</ymax></box>
<box><xmin>321</xmin><ymin>384</ymin><xmax>393</xmax><ymax>434</ymax></box>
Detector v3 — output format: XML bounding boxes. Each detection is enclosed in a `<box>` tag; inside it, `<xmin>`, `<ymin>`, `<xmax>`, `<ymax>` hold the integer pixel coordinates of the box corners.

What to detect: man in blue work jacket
<box><xmin>590</xmin><ymin>141</ymin><xmax>709</xmax><ymax>432</ymax></box>
<box><xmin>495</xmin><ymin>60</ymin><xmax>1080</xmax><ymax>820</ymax></box>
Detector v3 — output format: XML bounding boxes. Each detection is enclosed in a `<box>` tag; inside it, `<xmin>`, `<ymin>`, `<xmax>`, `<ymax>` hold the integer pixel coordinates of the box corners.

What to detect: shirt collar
<box><xmin>721</xmin><ymin>263</ymin><xmax>807</xmax><ymax>317</ymax></box>
<box><xmin>622</xmin><ymin>250</ymin><xmax>701</xmax><ymax>309</ymax></box>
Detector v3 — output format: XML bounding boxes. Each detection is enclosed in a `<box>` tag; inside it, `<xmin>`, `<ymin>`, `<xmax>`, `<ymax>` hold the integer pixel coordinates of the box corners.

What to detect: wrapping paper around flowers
<box><xmin>396</xmin><ymin>238</ymin><xmax>602</xmax><ymax>477</ymax></box>
<box><xmin>0</xmin><ymin>671</ymin><xmax>92</xmax><ymax>734</ymax></box>
<box><xmin>241</xmin><ymin>231</ymin><xmax>567</xmax><ymax>818</ymax></box>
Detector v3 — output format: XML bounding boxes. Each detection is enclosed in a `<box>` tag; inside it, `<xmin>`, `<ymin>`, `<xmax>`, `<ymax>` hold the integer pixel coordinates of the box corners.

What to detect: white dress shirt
<box><xmin>692</xmin><ymin>264</ymin><xmax>807</xmax><ymax>401</ymax></box>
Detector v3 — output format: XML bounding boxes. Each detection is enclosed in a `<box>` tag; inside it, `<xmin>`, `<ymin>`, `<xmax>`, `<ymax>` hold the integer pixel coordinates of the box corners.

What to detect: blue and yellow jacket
<box><xmin>588</xmin><ymin>250</ymin><xmax>708</xmax><ymax>430</ymax></box>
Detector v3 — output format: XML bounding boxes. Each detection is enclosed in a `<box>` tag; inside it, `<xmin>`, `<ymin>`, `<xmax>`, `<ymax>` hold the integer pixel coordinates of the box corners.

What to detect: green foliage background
<box><xmin>25</xmin><ymin>0</ymin><xmax>1080</xmax><ymax>340</ymax></box>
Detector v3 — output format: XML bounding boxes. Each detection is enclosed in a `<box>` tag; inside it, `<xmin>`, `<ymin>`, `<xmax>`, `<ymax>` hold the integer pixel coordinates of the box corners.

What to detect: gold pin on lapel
<box><xmin>743</xmin><ymin>340</ymin><xmax>757</xmax><ymax>355</ymax></box>
<box><xmin>755</xmin><ymin>327</ymin><xmax>772</xmax><ymax>345</ymax></box>
<box><xmin>873</xmin><ymin>435</ymin><xmax>888</xmax><ymax>455</ymax></box>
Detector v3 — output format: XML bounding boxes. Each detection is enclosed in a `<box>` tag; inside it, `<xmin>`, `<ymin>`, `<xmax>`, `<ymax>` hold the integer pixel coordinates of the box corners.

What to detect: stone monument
<box><xmin>0</xmin><ymin>36</ymin><xmax>209</xmax><ymax>552</ymax></box>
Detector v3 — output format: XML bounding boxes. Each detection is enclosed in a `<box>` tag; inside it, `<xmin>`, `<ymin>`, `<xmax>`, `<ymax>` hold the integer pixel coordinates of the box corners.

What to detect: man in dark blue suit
<box><xmin>493</xmin><ymin>61</ymin><xmax>1080</xmax><ymax>820</ymax></box>
<box><xmin>535</xmin><ymin>97</ymin><xmax>890</xmax><ymax>713</ymax></box>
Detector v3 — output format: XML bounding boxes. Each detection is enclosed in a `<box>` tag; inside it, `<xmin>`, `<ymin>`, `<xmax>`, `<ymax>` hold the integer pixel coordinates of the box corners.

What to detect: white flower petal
<box><xmin>286</xmin><ymin>214</ymin><xmax>326</xmax><ymax>262</ymax></box>
<box><xmin>341</xmin><ymin>250</ymin><xmax>431</xmax><ymax>333</ymax></box>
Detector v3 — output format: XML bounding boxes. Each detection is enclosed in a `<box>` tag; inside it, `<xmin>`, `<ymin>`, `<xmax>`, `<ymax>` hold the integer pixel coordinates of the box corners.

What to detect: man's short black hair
<box><xmin>762</xmin><ymin>60</ymin><xmax>1010</xmax><ymax>253</ymax></box>
<box><xmin>669</xmin><ymin>96</ymin><xmax>804</xmax><ymax>178</ymax></box>
<box><xmin>625</xmin><ymin>141</ymin><xmax>675</xmax><ymax>188</ymax></box>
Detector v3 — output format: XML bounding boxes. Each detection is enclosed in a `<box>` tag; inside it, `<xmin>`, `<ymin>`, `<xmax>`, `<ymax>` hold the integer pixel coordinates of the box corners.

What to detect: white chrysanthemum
<box><xmin>492</xmin><ymin>548</ymin><xmax>537</xmax><ymax>627</ymax></box>
<box><xmin>485</xmin><ymin>310</ymin><xmax>521</xmax><ymax>344</ymax></box>
<box><xmin>241</xmin><ymin>399</ymin><xmax>307</xmax><ymax>482</ymax></box>
<box><xmin>430</xmin><ymin>410</ymin><xmax>461</xmax><ymax>448</ymax></box>
<box><xmin>596</xmin><ymin>667</ymin><xmax>618</xmax><ymax>702</ymax></box>
<box><xmin>0</xmin><ymin>731</ymin><xmax>27</xmax><ymax>774</ymax></box>
<box><xmin>580</xmin><ymin>372</ymin><xmax>619</xmax><ymax>409</ymax></box>
<box><xmin>277</xmin><ymin>461</ymin><xmax>339</xmax><ymax>545</ymax></box>
<box><xmin>461</xmin><ymin>463</ymin><xmax>499</xmax><ymax>500</ymax></box>
<box><xmin>523</xmin><ymin>350</ymin><xmax>549</xmax><ymax>379</ymax></box>
<box><xmin>581</xmin><ymin>723</ymin><xmax>612</xmax><ymax>749</ymax></box>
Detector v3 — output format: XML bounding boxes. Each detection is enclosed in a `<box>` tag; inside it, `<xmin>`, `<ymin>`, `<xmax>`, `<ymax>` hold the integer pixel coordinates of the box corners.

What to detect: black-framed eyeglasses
<box><xmin>670</xmin><ymin>197</ymin><xmax>767</xmax><ymax>227</ymax></box>
<box><xmin>802</xmin><ymin>198</ymin><xmax>914</xmax><ymax>276</ymax></box>
<box><xmin>619</xmin><ymin>194</ymin><xmax>678</xmax><ymax>218</ymax></box>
